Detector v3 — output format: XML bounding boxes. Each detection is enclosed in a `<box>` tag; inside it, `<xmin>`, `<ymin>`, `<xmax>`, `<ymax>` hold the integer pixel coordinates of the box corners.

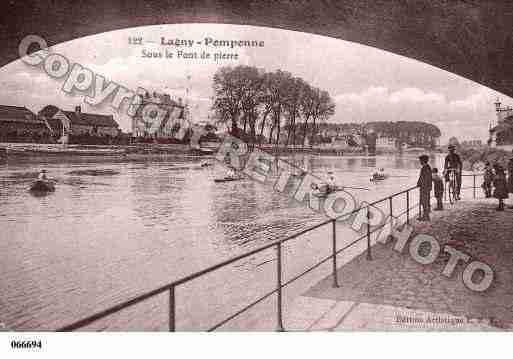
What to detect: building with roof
<box><xmin>132</xmin><ymin>91</ymin><xmax>188</xmax><ymax>142</ymax></box>
<box><xmin>461</xmin><ymin>139</ymin><xmax>483</xmax><ymax>147</ymax></box>
<box><xmin>489</xmin><ymin>99</ymin><xmax>513</xmax><ymax>150</ymax></box>
<box><xmin>39</xmin><ymin>105</ymin><xmax>120</xmax><ymax>144</ymax></box>
<box><xmin>0</xmin><ymin>105</ymin><xmax>53</xmax><ymax>143</ymax></box>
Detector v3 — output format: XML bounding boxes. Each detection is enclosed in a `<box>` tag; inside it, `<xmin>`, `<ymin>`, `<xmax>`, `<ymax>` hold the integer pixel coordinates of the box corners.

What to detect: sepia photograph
<box><xmin>1</xmin><ymin>0</ymin><xmax>512</xmax><ymax>357</ymax></box>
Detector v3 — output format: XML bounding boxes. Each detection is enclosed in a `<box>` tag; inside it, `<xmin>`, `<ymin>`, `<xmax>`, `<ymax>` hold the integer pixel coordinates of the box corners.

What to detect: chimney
<box><xmin>75</xmin><ymin>105</ymin><xmax>81</xmax><ymax>114</ymax></box>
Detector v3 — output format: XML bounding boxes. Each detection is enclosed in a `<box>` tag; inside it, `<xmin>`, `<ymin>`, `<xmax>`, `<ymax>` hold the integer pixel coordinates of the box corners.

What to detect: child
<box><xmin>493</xmin><ymin>164</ymin><xmax>508</xmax><ymax>211</ymax></box>
<box><xmin>482</xmin><ymin>161</ymin><xmax>494</xmax><ymax>198</ymax></box>
<box><xmin>432</xmin><ymin>168</ymin><xmax>444</xmax><ymax>210</ymax></box>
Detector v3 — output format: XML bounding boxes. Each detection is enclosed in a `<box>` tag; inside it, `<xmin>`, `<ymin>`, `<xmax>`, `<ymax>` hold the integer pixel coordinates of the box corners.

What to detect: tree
<box><xmin>267</xmin><ymin>70</ymin><xmax>292</xmax><ymax>147</ymax></box>
<box><xmin>283</xmin><ymin>77</ymin><xmax>306</xmax><ymax>146</ymax></box>
<box><xmin>310</xmin><ymin>90</ymin><xmax>335</xmax><ymax>147</ymax></box>
<box><xmin>211</xmin><ymin>67</ymin><xmax>335</xmax><ymax>150</ymax></box>
<box><xmin>256</xmin><ymin>71</ymin><xmax>275</xmax><ymax>147</ymax></box>
<box><xmin>300</xmin><ymin>84</ymin><xmax>316</xmax><ymax>148</ymax></box>
<box><xmin>212</xmin><ymin>66</ymin><xmax>248</xmax><ymax>137</ymax></box>
<box><xmin>236</xmin><ymin>66</ymin><xmax>266</xmax><ymax>148</ymax></box>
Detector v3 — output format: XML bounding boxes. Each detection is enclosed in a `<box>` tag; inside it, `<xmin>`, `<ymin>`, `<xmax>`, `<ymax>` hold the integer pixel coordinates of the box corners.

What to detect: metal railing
<box><xmin>463</xmin><ymin>173</ymin><xmax>483</xmax><ymax>199</ymax></box>
<box><xmin>57</xmin><ymin>173</ymin><xmax>484</xmax><ymax>332</ymax></box>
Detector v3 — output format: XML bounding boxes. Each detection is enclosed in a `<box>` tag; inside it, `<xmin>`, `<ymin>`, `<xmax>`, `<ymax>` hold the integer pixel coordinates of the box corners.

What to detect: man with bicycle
<box><xmin>444</xmin><ymin>144</ymin><xmax>462</xmax><ymax>200</ymax></box>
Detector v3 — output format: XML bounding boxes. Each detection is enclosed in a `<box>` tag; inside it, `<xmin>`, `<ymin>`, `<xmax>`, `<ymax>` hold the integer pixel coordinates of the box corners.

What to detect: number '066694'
<box><xmin>10</xmin><ymin>340</ymin><xmax>42</xmax><ymax>349</ymax></box>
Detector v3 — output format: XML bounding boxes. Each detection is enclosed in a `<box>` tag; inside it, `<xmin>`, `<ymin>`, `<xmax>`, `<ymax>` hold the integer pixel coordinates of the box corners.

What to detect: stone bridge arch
<box><xmin>1</xmin><ymin>1</ymin><xmax>513</xmax><ymax>96</ymax></box>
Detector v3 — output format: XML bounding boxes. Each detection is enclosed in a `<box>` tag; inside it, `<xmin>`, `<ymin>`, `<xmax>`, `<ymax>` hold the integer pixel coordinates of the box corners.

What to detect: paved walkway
<box><xmin>285</xmin><ymin>198</ymin><xmax>513</xmax><ymax>331</ymax></box>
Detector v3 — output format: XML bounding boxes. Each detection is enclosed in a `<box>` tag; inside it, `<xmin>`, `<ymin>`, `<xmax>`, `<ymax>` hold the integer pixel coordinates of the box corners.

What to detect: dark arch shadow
<box><xmin>1</xmin><ymin>0</ymin><xmax>513</xmax><ymax>96</ymax></box>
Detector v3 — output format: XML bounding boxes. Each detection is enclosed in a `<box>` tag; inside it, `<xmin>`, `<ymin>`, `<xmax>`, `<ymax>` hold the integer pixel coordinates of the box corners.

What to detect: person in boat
<box><xmin>311</xmin><ymin>182</ymin><xmax>321</xmax><ymax>196</ymax></box>
<box><xmin>326</xmin><ymin>172</ymin><xmax>337</xmax><ymax>192</ymax></box>
<box><xmin>38</xmin><ymin>169</ymin><xmax>48</xmax><ymax>181</ymax></box>
<box><xmin>371</xmin><ymin>168</ymin><xmax>386</xmax><ymax>180</ymax></box>
<box><xmin>226</xmin><ymin>166</ymin><xmax>240</xmax><ymax>179</ymax></box>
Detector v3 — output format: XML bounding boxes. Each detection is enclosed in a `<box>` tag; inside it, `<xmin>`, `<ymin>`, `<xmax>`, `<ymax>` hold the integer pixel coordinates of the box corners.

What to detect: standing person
<box><xmin>482</xmin><ymin>161</ymin><xmax>494</xmax><ymax>198</ymax></box>
<box><xmin>432</xmin><ymin>167</ymin><xmax>444</xmax><ymax>210</ymax></box>
<box><xmin>493</xmin><ymin>164</ymin><xmax>508</xmax><ymax>211</ymax></box>
<box><xmin>507</xmin><ymin>158</ymin><xmax>513</xmax><ymax>208</ymax></box>
<box><xmin>326</xmin><ymin>172</ymin><xmax>337</xmax><ymax>193</ymax></box>
<box><xmin>444</xmin><ymin>145</ymin><xmax>462</xmax><ymax>200</ymax></box>
<box><xmin>417</xmin><ymin>155</ymin><xmax>432</xmax><ymax>221</ymax></box>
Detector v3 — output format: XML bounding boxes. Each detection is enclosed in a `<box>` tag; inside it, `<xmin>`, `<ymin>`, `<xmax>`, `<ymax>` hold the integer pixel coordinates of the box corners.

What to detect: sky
<box><xmin>0</xmin><ymin>23</ymin><xmax>511</xmax><ymax>142</ymax></box>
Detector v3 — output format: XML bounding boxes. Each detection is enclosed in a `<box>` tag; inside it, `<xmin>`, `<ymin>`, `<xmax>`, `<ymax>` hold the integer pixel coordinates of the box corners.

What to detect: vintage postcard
<box><xmin>0</xmin><ymin>0</ymin><xmax>512</xmax><ymax>356</ymax></box>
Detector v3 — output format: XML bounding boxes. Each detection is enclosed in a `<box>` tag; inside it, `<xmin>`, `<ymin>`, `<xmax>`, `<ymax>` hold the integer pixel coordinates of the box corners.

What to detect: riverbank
<box><xmin>1</xmin><ymin>142</ymin><xmax>440</xmax><ymax>164</ymax></box>
<box><xmin>0</xmin><ymin>142</ymin><xmax>215</xmax><ymax>163</ymax></box>
<box><xmin>291</xmin><ymin>198</ymin><xmax>513</xmax><ymax>330</ymax></box>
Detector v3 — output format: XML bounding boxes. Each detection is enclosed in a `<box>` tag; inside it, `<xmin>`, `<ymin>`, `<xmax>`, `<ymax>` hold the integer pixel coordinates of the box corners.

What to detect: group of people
<box><xmin>482</xmin><ymin>159</ymin><xmax>513</xmax><ymax>210</ymax></box>
<box><xmin>417</xmin><ymin>144</ymin><xmax>513</xmax><ymax>221</ymax></box>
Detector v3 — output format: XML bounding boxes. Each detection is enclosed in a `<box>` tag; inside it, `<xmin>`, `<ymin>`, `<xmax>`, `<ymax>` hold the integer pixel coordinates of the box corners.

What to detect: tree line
<box><xmin>369</xmin><ymin>121</ymin><xmax>441</xmax><ymax>148</ymax></box>
<box><xmin>212</xmin><ymin>65</ymin><xmax>336</xmax><ymax>148</ymax></box>
<box><xmin>314</xmin><ymin>121</ymin><xmax>442</xmax><ymax>149</ymax></box>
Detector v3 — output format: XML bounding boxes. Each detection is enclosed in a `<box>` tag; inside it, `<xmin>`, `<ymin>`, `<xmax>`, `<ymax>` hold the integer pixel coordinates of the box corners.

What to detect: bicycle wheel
<box><xmin>448</xmin><ymin>177</ymin><xmax>456</xmax><ymax>204</ymax></box>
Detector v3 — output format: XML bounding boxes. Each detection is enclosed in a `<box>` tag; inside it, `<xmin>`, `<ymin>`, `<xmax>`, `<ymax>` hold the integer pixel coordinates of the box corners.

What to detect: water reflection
<box><xmin>0</xmin><ymin>153</ymin><xmax>440</xmax><ymax>329</ymax></box>
<box><xmin>361</xmin><ymin>157</ymin><xmax>377</xmax><ymax>168</ymax></box>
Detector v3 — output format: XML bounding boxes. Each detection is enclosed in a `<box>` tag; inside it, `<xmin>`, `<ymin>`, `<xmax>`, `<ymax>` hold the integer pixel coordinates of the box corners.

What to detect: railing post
<box><xmin>169</xmin><ymin>286</ymin><xmax>175</xmax><ymax>332</ymax></box>
<box><xmin>276</xmin><ymin>243</ymin><xmax>285</xmax><ymax>332</ymax></box>
<box><xmin>332</xmin><ymin>220</ymin><xmax>339</xmax><ymax>287</ymax></box>
<box><xmin>366</xmin><ymin>206</ymin><xmax>372</xmax><ymax>260</ymax></box>
<box><xmin>389</xmin><ymin>196</ymin><xmax>394</xmax><ymax>236</ymax></box>
<box><xmin>473</xmin><ymin>174</ymin><xmax>476</xmax><ymax>199</ymax></box>
<box><xmin>406</xmin><ymin>190</ymin><xmax>410</xmax><ymax>225</ymax></box>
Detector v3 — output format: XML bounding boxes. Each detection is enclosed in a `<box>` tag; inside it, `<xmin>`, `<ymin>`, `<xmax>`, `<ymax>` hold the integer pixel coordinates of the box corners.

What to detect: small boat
<box><xmin>191</xmin><ymin>147</ymin><xmax>215</xmax><ymax>156</ymax></box>
<box><xmin>311</xmin><ymin>184</ymin><xmax>341</xmax><ymax>197</ymax></box>
<box><xmin>29</xmin><ymin>180</ymin><xmax>55</xmax><ymax>192</ymax></box>
<box><xmin>214</xmin><ymin>177</ymin><xmax>242</xmax><ymax>183</ymax></box>
<box><xmin>370</xmin><ymin>172</ymin><xmax>389</xmax><ymax>182</ymax></box>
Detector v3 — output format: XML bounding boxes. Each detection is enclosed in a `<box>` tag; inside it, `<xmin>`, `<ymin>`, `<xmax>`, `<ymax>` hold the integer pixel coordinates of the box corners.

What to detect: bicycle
<box><xmin>445</xmin><ymin>168</ymin><xmax>459</xmax><ymax>204</ymax></box>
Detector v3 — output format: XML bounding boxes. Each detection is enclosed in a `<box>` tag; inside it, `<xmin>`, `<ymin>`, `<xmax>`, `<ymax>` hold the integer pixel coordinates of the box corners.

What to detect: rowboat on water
<box><xmin>29</xmin><ymin>180</ymin><xmax>56</xmax><ymax>193</ymax></box>
<box><xmin>370</xmin><ymin>172</ymin><xmax>389</xmax><ymax>181</ymax></box>
<box><xmin>311</xmin><ymin>182</ymin><xmax>341</xmax><ymax>197</ymax></box>
<box><xmin>214</xmin><ymin>177</ymin><xmax>242</xmax><ymax>183</ymax></box>
<box><xmin>191</xmin><ymin>146</ymin><xmax>215</xmax><ymax>156</ymax></box>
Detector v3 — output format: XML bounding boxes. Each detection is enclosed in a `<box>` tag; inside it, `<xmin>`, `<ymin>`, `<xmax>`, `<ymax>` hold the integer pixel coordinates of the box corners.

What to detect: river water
<box><xmin>1</xmin><ymin>153</ymin><xmax>468</xmax><ymax>330</ymax></box>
